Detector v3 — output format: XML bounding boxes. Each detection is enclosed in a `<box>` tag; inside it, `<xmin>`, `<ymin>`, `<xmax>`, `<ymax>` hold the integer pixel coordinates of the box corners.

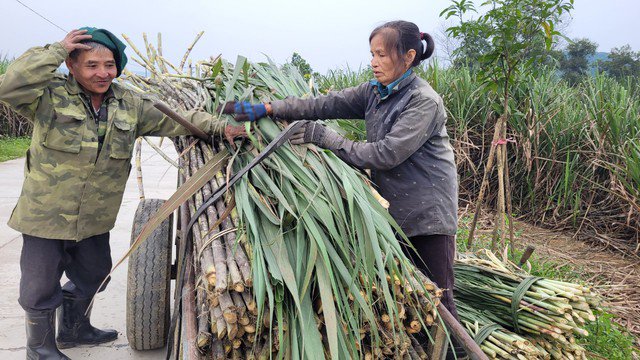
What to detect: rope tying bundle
<box><xmin>510</xmin><ymin>276</ymin><xmax>542</xmax><ymax>333</ymax></box>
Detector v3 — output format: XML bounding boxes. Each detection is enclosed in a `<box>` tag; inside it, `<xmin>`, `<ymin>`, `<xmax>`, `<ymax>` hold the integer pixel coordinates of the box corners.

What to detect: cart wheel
<box><xmin>126</xmin><ymin>198</ymin><xmax>173</xmax><ymax>350</ymax></box>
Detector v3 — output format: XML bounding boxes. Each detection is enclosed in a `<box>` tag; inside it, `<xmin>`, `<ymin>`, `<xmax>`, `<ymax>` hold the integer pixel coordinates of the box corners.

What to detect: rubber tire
<box><xmin>126</xmin><ymin>199</ymin><xmax>173</xmax><ymax>350</ymax></box>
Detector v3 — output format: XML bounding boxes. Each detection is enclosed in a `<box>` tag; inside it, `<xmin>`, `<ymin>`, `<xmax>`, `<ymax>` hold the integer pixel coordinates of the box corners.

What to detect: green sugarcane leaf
<box><xmin>276</xmin><ymin>300</ymin><xmax>285</xmax><ymax>360</ymax></box>
<box><xmin>316</xmin><ymin>257</ymin><xmax>340</xmax><ymax>360</ymax></box>
<box><xmin>268</xmin><ymin>230</ymin><xmax>304</xmax><ymax>314</ymax></box>
<box><xmin>355</xmin><ymin>195</ymin><xmax>398</xmax><ymax>325</ymax></box>
<box><xmin>289</xmin><ymin>317</ymin><xmax>301</xmax><ymax>360</ymax></box>
<box><xmin>248</xmin><ymin>182</ymin><xmax>281</xmax><ymax>225</ymax></box>
<box><xmin>259</xmin><ymin>223</ymin><xmax>284</xmax><ymax>282</ymax></box>
<box><xmin>300</xmin><ymin>287</ymin><xmax>326</xmax><ymax>360</ymax></box>
<box><xmin>299</xmin><ymin>226</ymin><xmax>318</xmax><ymax>298</ymax></box>
<box><xmin>224</xmin><ymin>55</ymin><xmax>246</xmax><ymax>101</ymax></box>
<box><xmin>251</xmin><ymin>164</ymin><xmax>297</xmax><ymax>216</ymax></box>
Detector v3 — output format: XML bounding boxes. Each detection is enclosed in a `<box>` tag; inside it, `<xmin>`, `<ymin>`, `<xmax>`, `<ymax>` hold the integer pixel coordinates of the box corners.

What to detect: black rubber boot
<box><xmin>25</xmin><ymin>310</ymin><xmax>71</xmax><ymax>360</ymax></box>
<box><xmin>56</xmin><ymin>297</ymin><xmax>117</xmax><ymax>349</ymax></box>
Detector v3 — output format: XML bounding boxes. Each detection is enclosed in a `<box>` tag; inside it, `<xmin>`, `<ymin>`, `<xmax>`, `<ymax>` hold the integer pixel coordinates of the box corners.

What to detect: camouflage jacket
<box><xmin>0</xmin><ymin>42</ymin><xmax>225</xmax><ymax>240</ymax></box>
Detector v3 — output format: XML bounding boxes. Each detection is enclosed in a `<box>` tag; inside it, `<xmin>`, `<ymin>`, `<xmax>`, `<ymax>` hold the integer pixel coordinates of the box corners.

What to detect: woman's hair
<box><xmin>68</xmin><ymin>41</ymin><xmax>111</xmax><ymax>61</ymax></box>
<box><xmin>369</xmin><ymin>20</ymin><xmax>434</xmax><ymax>67</ymax></box>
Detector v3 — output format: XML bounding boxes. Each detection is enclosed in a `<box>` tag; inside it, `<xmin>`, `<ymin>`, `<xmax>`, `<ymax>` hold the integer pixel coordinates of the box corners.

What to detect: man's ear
<box><xmin>65</xmin><ymin>58</ymin><xmax>75</xmax><ymax>76</ymax></box>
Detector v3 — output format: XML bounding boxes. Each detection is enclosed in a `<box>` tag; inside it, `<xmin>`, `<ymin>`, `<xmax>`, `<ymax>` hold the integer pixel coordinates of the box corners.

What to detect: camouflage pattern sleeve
<box><xmin>0</xmin><ymin>42</ymin><xmax>68</xmax><ymax>120</ymax></box>
<box><xmin>136</xmin><ymin>97</ymin><xmax>226</xmax><ymax>137</ymax></box>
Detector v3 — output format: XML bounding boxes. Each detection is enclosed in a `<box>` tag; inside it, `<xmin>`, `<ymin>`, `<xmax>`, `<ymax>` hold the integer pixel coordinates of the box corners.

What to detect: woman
<box><xmin>224</xmin><ymin>20</ymin><xmax>460</xmax><ymax>354</ymax></box>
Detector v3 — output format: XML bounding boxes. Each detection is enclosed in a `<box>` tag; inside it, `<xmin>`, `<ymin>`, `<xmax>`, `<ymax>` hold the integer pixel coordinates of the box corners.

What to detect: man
<box><xmin>0</xmin><ymin>28</ymin><xmax>228</xmax><ymax>359</ymax></box>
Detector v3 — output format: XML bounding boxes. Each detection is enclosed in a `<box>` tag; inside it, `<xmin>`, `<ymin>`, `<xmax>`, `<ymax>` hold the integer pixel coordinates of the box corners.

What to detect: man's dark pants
<box><xmin>19</xmin><ymin>233</ymin><xmax>112</xmax><ymax>312</ymax></box>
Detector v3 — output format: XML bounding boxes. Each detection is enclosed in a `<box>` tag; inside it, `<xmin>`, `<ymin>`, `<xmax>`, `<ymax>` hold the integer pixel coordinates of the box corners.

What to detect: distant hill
<box><xmin>587</xmin><ymin>52</ymin><xmax>609</xmax><ymax>74</ymax></box>
<box><xmin>588</xmin><ymin>52</ymin><xmax>609</xmax><ymax>64</ymax></box>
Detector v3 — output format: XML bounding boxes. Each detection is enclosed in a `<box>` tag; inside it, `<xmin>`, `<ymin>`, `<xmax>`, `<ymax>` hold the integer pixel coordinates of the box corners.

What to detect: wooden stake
<box><xmin>467</xmin><ymin>116</ymin><xmax>503</xmax><ymax>249</ymax></box>
<box><xmin>492</xmin><ymin>138</ymin><xmax>506</xmax><ymax>252</ymax></box>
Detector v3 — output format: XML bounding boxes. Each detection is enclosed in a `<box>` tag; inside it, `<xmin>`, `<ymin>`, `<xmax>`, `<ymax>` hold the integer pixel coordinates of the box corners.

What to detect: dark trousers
<box><xmin>403</xmin><ymin>234</ymin><xmax>459</xmax><ymax>321</ymax></box>
<box><xmin>19</xmin><ymin>233</ymin><xmax>112</xmax><ymax>312</ymax></box>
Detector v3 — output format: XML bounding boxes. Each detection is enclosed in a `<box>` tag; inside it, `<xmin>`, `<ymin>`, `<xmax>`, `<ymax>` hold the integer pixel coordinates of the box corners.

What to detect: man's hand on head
<box><xmin>60</xmin><ymin>29</ymin><xmax>93</xmax><ymax>54</ymax></box>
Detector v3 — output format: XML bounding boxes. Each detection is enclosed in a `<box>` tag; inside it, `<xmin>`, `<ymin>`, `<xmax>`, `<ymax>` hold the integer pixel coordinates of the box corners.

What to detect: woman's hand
<box><xmin>59</xmin><ymin>29</ymin><xmax>93</xmax><ymax>54</ymax></box>
<box><xmin>290</xmin><ymin>122</ymin><xmax>342</xmax><ymax>149</ymax></box>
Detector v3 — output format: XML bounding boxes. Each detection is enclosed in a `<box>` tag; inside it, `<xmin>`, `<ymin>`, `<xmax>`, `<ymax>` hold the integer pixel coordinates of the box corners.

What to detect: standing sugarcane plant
<box><xmin>441</xmin><ymin>0</ymin><xmax>574</xmax><ymax>257</ymax></box>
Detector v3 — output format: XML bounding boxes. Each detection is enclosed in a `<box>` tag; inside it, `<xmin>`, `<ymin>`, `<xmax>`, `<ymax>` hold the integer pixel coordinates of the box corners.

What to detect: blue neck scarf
<box><xmin>370</xmin><ymin>69</ymin><xmax>413</xmax><ymax>100</ymax></box>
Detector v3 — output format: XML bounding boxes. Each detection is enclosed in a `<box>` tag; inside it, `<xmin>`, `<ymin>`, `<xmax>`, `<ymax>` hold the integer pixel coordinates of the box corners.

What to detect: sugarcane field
<box><xmin>1</xmin><ymin>1</ymin><xmax>639</xmax><ymax>360</ymax></box>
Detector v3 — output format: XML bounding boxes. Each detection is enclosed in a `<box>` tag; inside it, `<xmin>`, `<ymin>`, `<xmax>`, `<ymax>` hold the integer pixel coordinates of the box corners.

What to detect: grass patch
<box><xmin>579</xmin><ymin>311</ymin><xmax>636</xmax><ymax>360</ymax></box>
<box><xmin>455</xmin><ymin>214</ymin><xmax>638</xmax><ymax>359</ymax></box>
<box><xmin>0</xmin><ymin>137</ymin><xmax>31</xmax><ymax>162</ymax></box>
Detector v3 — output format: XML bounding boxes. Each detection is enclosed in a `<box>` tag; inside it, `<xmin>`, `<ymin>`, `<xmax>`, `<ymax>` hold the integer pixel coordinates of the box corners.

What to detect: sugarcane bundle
<box><xmin>454</xmin><ymin>250</ymin><xmax>600</xmax><ymax>360</ymax></box>
<box><xmin>456</xmin><ymin>300</ymin><xmax>548</xmax><ymax>359</ymax></box>
<box><xmin>122</xmin><ymin>33</ymin><xmax>443</xmax><ymax>359</ymax></box>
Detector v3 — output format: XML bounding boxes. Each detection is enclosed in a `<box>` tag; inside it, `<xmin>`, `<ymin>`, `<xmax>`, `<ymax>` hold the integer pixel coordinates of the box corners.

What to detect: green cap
<box><xmin>79</xmin><ymin>27</ymin><xmax>128</xmax><ymax>77</ymax></box>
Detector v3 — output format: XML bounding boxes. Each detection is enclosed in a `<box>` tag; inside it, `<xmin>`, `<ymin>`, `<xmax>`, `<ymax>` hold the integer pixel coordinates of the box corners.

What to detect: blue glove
<box><xmin>220</xmin><ymin>101</ymin><xmax>267</xmax><ymax>122</ymax></box>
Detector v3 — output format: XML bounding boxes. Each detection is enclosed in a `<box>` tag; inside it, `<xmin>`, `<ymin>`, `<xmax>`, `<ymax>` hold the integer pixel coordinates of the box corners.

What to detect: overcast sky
<box><xmin>2</xmin><ymin>0</ymin><xmax>639</xmax><ymax>73</ymax></box>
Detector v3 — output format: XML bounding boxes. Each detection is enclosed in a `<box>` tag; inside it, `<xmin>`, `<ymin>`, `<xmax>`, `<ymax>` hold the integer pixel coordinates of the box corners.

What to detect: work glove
<box><xmin>290</xmin><ymin>122</ymin><xmax>343</xmax><ymax>149</ymax></box>
<box><xmin>220</xmin><ymin>101</ymin><xmax>267</xmax><ymax>122</ymax></box>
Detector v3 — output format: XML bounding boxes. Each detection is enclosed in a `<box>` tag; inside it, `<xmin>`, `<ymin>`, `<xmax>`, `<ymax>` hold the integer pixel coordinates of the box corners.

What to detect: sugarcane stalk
<box><xmin>210</xmin><ymin>303</ymin><xmax>227</xmax><ymax>339</ymax></box>
<box><xmin>211</xmin><ymin>337</ymin><xmax>226</xmax><ymax>360</ymax></box>
<box><xmin>201</xmin><ymin>143</ymin><xmax>253</xmax><ymax>288</ymax></box>
<box><xmin>407</xmin><ymin>345</ymin><xmax>421</xmax><ymax>360</ymax></box>
<box><xmin>134</xmin><ymin>137</ymin><xmax>145</xmax><ymax>199</ymax></box>
<box><xmin>185</xmin><ymin>176</ymin><xmax>218</xmax><ymax>287</ymax></box>
<box><xmin>190</xmin><ymin>146</ymin><xmax>228</xmax><ymax>293</ymax></box>
<box><xmin>484</xmin><ymin>338</ymin><xmax>511</xmax><ymax>358</ymax></box>
<box><xmin>231</xmin><ymin>348</ymin><xmax>243</xmax><ymax>360</ymax></box>
<box><xmin>181</xmin><ymin>234</ymin><xmax>200</xmax><ymax>360</ymax></box>
<box><xmin>229</xmin><ymin>208</ymin><xmax>253</xmax><ymax>287</ymax></box>
<box><xmin>240</xmin><ymin>289</ymin><xmax>258</xmax><ymax>316</ymax></box>
<box><xmin>437</xmin><ymin>302</ymin><xmax>489</xmax><ymax>360</ymax></box>
<box><xmin>227</xmin><ymin>321</ymin><xmax>239</xmax><ymax>341</ymax></box>
<box><xmin>218</xmin><ymin>291</ymin><xmax>238</xmax><ymax>325</ymax></box>
<box><xmin>121</xmin><ymin>33</ymin><xmax>157</xmax><ymax>72</ymax></box>
<box><xmin>180</xmin><ymin>31</ymin><xmax>204</xmax><ymax>70</ymax></box>
<box><xmin>479</xmin><ymin>344</ymin><xmax>497</xmax><ymax>358</ymax></box>
<box><xmin>243</xmin><ymin>323</ymin><xmax>256</xmax><ymax>334</ymax></box>
<box><xmin>405</xmin><ymin>305</ymin><xmax>422</xmax><ymax>334</ymax></box>
<box><xmin>409</xmin><ymin>335</ymin><xmax>429</xmax><ymax>360</ymax></box>
<box><xmin>142</xmin><ymin>136</ymin><xmax>181</xmax><ymax>169</ymax></box>
<box><xmin>187</xmin><ymin>198</ymin><xmax>217</xmax><ymax>287</ymax></box>
<box><xmin>236</xmin><ymin>324</ymin><xmax>246</xmax><ymax>340</ymax></box>
<box><xmin>195</xmin><ymin>284</ymin><xmax>212</xmax><ymax>353</ymax></box>
<box><xmin>492</xmin><ymin>136</ymin><xmax>506</xmax><ymax>251</ymax></box>
<box><xmin>467</xmin><ymin>117</ymin><xmax>504</xmax><ymax>249</ymax></box>
<box><xmin>230</xmin><ymin>291</ymin><xmax>248</xmax><ymax>324</ymax></box>
<box><xmin>486</xmin><ymin>335</ymin><xmax>515</xmax><ymax>355</ymax></box>
<box><xmin>207</xmin><ymin>167</ymin><xmax>244</xmax><ymax>293</ymax></box>
<box><xmin>187</xmin><ymin>146</ymin><xmax>228</xmax><ymax>292</ymax></box>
